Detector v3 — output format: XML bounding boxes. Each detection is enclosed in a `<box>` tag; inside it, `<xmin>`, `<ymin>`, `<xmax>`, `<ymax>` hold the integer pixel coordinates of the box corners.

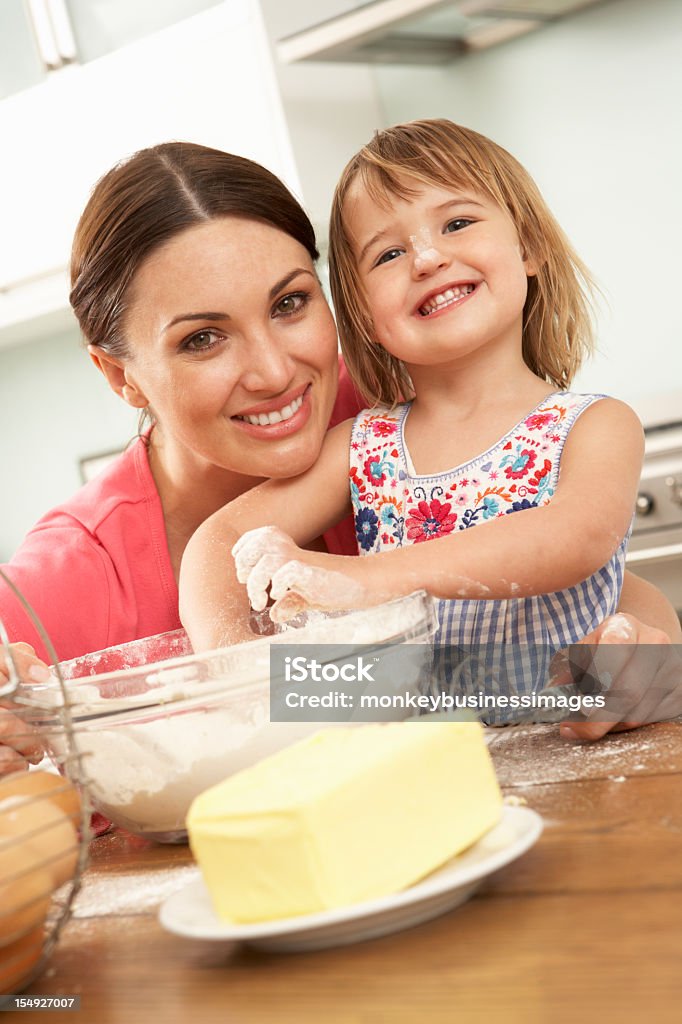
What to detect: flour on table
<box><xmin>72</xmin><ymin>865</ymin><xmax>201</xmax><ymax>917</ymax></box>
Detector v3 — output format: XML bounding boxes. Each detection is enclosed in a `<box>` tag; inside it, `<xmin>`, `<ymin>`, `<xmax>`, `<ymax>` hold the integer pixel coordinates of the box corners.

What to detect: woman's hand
<box><xmin>232</xmin><ymin>526</ymin><xmax>366</xmax><ymax>623</ymax></box>
<box><xmin>549</xmin><ymin>614</ymin><xmax>682</xmax><ymax>741</ymax></box>
<box><xmin>0</xmin><ymin>642</ymin><xmax>50</xmax><ymax>774</ymax></box>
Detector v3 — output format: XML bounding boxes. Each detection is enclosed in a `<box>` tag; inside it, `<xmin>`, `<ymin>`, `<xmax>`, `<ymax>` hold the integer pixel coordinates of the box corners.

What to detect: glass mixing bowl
<box><xmin>24</xmin><ymin>592</ymin><xmax>439</xmax><ymax>842</ymax></box>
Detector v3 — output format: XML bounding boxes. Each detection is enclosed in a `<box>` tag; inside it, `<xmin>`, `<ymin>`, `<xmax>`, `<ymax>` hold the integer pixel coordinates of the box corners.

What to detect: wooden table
<box><xmin>17</xmin><ymin>721</ymin><xmax>682</xmax><ymax>1024</ymax></box>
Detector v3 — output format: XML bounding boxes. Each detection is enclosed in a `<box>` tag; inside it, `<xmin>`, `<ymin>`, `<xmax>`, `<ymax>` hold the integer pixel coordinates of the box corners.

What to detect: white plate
<box><xmin>159</xmin><ymin>806</ymin><xmax>542</xmax><ymax>953</ymax></box>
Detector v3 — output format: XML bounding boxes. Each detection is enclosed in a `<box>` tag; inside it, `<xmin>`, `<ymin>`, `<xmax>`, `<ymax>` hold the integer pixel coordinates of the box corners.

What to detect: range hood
<box><xmin>277</xmin><ymin>0</ymin><xmax>612</xmax><ymax>65</ymax></box>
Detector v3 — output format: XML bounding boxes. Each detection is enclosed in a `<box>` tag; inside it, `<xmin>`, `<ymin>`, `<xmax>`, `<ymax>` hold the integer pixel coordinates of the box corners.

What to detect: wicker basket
<box><xmin>0</xmin><ymin>569</ymin><xmax>93</xmax><ymax>996</ymax></box>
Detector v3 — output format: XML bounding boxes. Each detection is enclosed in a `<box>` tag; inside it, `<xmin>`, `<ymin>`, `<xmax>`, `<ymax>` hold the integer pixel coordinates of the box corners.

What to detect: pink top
<box><xmin>0</xmin><ymin>360</ymin><xmax>363</xmax><ymax>662</ymax></box>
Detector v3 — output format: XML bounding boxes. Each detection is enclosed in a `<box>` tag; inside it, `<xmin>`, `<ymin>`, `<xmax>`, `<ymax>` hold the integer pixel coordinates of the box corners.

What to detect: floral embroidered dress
<box><xmin>349</xmin><ymin>393</ymin><xmax>629</xmax><ymax>721</ymax></box>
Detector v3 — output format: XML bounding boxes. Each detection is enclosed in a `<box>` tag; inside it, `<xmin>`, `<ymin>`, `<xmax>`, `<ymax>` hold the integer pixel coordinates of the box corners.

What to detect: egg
<box><xmin>0</xmin><ymin>795</ymin><xmax>78</xmax><ymax>888</ymax></box>
<box><xmin>0</xmin><ymin>843</ymin><xmax>52</xmax><ymax>948</ymax></box>
<box><xmin>0</xmin><ymin>924</ymin><xmax>45</xmax><ymax>994</ymax></box>
<box><xmin>0</xmin><ymin>770</ymin><xmax>81</xmax><ymax>824</ymax></box>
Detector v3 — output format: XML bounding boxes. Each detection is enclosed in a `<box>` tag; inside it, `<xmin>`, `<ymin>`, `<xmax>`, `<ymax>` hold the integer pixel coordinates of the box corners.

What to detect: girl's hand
<box><xmin>231</xmin><ymin>526</ymin><xmax>366</xmax><ymax>623</ymax></box>
<box><xmin>268</xmin><ymin>561</ymin><xmax>367</xmax><ymax>623</ymax></box>
<box><xmin>549</xmin><ymin>614</ymin><xmax>682</xmax><ymax>741</ymax></box>
<box><xmin>0</xmin><ymin>643</ymin><xmax>50</xmax><ymax>774</ymax></box>
<box><xmin>232</xmin><ymin>526</ymin><xmax>306</xmax><ymax>613</ymax></box>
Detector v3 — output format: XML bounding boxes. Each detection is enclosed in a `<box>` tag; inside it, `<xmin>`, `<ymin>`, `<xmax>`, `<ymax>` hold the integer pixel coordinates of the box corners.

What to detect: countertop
<box><xmin>16</xmin><ymin>721</ymin><xmax>682</xmax><ymax>1024</ymax></box>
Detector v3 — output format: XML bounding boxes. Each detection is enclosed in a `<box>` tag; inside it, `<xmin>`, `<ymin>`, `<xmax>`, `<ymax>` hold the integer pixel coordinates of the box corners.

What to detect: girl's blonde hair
<box><xmin>328</xmin><ymin>119</ymin><xmax>596</xmax><ymax>406</ymax></box>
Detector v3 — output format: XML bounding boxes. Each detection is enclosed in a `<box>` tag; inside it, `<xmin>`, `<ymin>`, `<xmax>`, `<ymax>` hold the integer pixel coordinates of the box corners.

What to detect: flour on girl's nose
<box><xmin>410</xmin><ymin>226</ymin><xmax>440</xmax><ymax>269</ymax></box>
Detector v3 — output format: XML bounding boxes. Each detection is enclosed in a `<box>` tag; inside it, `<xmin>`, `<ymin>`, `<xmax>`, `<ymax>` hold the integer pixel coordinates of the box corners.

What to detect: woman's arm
<box><xmin>179</xmin><ymin>421</ymin><xmax>354</xmax><ymax>650</ymax></box>
<box><xmin>246</xmin><ymin>399</ymin><xmax>644</xmax><ymax>614</ymax></box>
<box><xmin>549</xmin><ymin>573</ymin><xmax>682</xmax><ymax>742</ymax></box>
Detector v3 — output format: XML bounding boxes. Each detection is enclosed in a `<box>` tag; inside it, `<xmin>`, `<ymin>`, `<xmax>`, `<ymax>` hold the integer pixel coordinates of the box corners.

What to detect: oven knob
<box><xmin>666</xmin><ymin>476</ymin><xmax>682</xmax><ymax>506</ymax></box>
<box><xmin>635</xmin><ymin>492</ymin><xmax>655</xmax><ymax>516</ymax></box>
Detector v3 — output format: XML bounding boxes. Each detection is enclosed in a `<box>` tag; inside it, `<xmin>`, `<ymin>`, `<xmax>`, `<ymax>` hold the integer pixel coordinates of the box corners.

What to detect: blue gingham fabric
<box><xmin>348</xmin><ymin>392</ymin><xmax>629</xmax><ymax>722</ymax></box>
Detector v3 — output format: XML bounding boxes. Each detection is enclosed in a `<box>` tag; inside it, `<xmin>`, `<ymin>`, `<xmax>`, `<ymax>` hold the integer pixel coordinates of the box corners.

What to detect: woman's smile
<box><xmin>232</xmin><ymin>383</ymin><xmax>312</xmax><ymax>435</ymax></box>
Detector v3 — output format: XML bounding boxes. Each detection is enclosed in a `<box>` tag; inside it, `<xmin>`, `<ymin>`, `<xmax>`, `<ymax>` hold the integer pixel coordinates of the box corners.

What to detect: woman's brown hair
<box><xmin>70</xmin><ymin>142</ymin><xmax>318</xmax><ymax>359</ymax></box>
<box><xmin>328</xmin><ymin>119</ymin><xmax>596</xmax><ymax>407</ymax></box>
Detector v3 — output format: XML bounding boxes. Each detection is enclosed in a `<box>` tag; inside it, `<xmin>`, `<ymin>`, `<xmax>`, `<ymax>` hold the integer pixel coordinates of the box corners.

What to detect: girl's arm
<box><xmin>179</xmin><ymin>421</ymin><xmax>354</xmax><ymax>650</ymax></box>
<box><xmin>247</xmin><ymin>399</ymin><xmax>644</xmax><ymax>613</ymax></box>
<box><xmin>382</xmin><ymin>397</ymin><xmax>643</xmax><ymax>600</ymax></box>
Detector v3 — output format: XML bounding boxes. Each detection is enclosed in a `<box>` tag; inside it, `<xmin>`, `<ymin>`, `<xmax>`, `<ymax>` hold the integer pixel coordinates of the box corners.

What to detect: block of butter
<box><xmin>187</xmin><ymin>721</ymin><xmax>502</xmax><ymax>923</ymax></box>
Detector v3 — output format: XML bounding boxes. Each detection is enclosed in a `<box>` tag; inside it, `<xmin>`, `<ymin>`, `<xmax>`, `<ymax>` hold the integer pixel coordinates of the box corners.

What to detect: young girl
<box><xmin>179</xmin><ymin>119</ymin><xmax>643</xmax><ymax>713</ymax></box>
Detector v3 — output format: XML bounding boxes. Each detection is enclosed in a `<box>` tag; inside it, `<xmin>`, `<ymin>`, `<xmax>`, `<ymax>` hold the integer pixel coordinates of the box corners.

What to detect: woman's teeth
<box><xmin>419</xmin><ymin>284</ymin><xmax>475</xmax><ymax>317</ymax></box>
<box><xmin>237</xmin><ymin>394</ymin><xmax>304</xmax><ymax>426</ymax></box>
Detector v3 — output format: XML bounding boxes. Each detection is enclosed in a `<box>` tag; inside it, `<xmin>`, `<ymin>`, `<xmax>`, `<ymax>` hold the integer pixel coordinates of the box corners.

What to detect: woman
<box><xmin>1</xmin><ymin>143</ymin><xmax>360</xmax><ymax>666</ymax></box>
<box><xmin>0</xmin><ymin>142</ymin><xmax>679</xmax><ymax>771</ymax></box>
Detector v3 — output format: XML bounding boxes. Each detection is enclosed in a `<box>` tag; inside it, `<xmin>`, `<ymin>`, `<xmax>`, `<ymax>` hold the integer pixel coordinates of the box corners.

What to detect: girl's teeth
<box><xmin>239</xmin><ymin>394</ymin><xmax>303</xmax><ymax>426</ymax></box>
<box><xmin>419</xmin><ymin>284</ymin><xmax>475</xmax><ymax>316</ymax></box>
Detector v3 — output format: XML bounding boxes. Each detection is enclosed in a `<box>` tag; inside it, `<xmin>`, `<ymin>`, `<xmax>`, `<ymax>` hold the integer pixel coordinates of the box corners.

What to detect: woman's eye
<box><xmin>444</xmin><ymin>218</ymin><xmax>473</xmax><ymax>234</ymax></box>
<box><xmin>182</xmin><ymin>329</ymin><xmax>223</xmax><ymax>353</ymax></box>
<box><xmin>273</xmin><ymin>292</ymin><xmax>308</xmax><ymax>317</ymax></box>
<box><xmin>375</xmin><ymin>248</ymin><xmax>404</xmax><ymax>267</ymax></box>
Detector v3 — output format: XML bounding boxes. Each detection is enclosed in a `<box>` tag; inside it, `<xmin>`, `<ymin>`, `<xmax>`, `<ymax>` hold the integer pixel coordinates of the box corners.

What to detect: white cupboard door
<box><xmin>0</xmin><ymin>0</ymin><xmax>299</xmax><ymax>340</ymax></box>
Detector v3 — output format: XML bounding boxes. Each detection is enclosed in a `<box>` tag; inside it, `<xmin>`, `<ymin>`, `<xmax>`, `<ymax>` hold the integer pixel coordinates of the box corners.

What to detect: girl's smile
<box><xmin>415</xmin><ymin>281</ymin><xmax>478</xmax><ymax>318</ymax></box>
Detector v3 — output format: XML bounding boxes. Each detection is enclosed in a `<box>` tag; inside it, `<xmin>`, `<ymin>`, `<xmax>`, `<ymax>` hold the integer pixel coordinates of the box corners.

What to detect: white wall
<box><xmin>374</xmin><ymin>0</ymin><xmax>682</xmax><ymax>411</ymax></box>
<box><xmin>0</xmin><ymin>329</ymin><xmax>138</xmax><ymax>560</ymax></box>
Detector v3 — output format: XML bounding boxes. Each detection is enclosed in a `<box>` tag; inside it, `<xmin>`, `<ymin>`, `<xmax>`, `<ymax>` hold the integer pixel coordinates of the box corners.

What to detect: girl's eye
<box><xmin>182</xmin><ymin>329</ymin><xmax>224</xmax><ymax>353</ymax></box>
<box><xmin>273</xmin><ymin>292</ymin><xmax>309</xmax><ymax>317</ymax></box>
<box><xmin>444</xmin><ymin>218</ymin><xmax>473</xmax><ymax>234</ymax></box>
<box><xmin>375</xmin><ymin>248</ymin><xmax>404</xmax><ymax>267</ymax></box>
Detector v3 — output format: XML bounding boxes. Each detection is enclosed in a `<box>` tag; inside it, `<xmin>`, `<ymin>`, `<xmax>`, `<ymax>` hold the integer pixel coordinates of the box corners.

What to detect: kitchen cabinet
<box><xmin>0</xmin><ymin>0</ymin><xmax>299</xmax><ymax>348</ymax></box>
<box><xmin>0</xmin><ymin>1</ymin><xmax>47</xmax><ymax>99</ymax></box>
<box><xmin>0</xmin><ymin>0</ymin><xmax>226</xmax><ymax>104</ymax></box>
<box><xmin>62</xmin><ymin>0</ymin><xmax>223</xmax><ymax>65</ymax></box>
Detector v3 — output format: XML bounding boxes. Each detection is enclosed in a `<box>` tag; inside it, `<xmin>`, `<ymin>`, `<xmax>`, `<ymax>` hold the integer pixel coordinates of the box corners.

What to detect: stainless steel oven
<box><xmin>627</xmin><ymin>419</ymin><xmax>682</xmax><ymax>618</ymax></box>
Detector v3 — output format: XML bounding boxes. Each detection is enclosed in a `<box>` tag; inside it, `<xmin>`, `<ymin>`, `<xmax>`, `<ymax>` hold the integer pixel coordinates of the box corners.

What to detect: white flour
<box><xmin>599</xmin><ymin>614</ymin><xmax>634</xmax><ymax>641</ymax></box>
<box><xmin>63</xmin><ymin>706</ymin><xmax>325</xmax><ymax>836</ymax></box>
<box><xmin>71</xmin><ymin>865</ymin><xmax>201</xmax><ymax>917</ymax></box>
<box><xmin>487</xmin><ymin>720</ymin><xmax>682</xmax><ymax>788</ymax></box>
